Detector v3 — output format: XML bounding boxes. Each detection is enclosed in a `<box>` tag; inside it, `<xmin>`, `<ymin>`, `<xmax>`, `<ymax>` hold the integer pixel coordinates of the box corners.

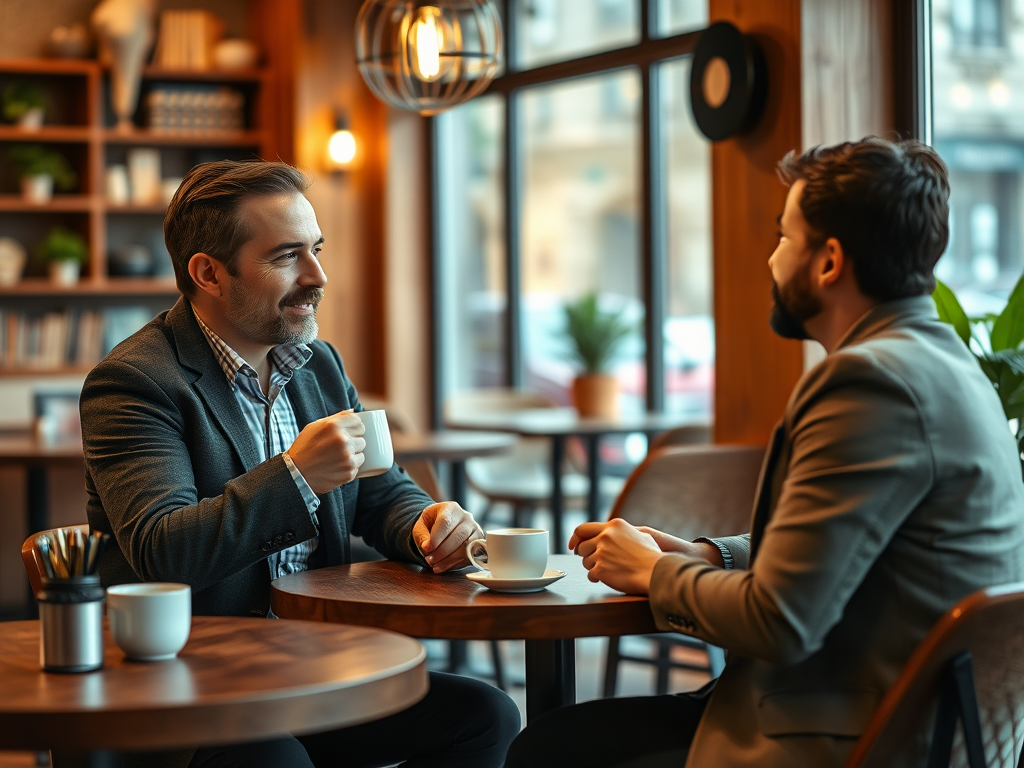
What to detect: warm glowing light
<box><xmin>328</xmin><ymin>129</ymin><xmax>357</xmax><ymax>167</ymax></box>
<box><xmin>411</xmin><ymin>7</ymin><xmax>444</xmax><ymax>82</ymax></box>
<box><xmin>988</xmin><ymin>78</ymin><xmax>1010</xmax><ymax>108</ymax></box>
<box><xmin>951</xmin><ymin>82</ymin><xmax>972</xmax><ymax>109</ymax></box>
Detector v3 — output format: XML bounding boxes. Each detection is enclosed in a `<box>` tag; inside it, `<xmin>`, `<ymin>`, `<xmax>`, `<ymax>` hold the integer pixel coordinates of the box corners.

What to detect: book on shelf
<box><xmin>0</xmin><ymin>307</ymin><xmax>152</xmax><ymax>370</ymax></box>
<box><xmin>154</xmin><ymin>10</ymin><xmax>225</xmax><ymax>70</ymax></box>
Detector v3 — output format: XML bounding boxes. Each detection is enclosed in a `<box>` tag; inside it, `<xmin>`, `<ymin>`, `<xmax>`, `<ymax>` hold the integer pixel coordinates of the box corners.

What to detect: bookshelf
<box><xmin>0</xmin><ymin>52</ymin><xmax>281</xmax><ymax>375</ymax></box>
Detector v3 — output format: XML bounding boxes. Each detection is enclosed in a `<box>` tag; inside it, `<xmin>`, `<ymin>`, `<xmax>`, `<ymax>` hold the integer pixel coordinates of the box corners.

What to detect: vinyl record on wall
<box><xmin>689</xmin><ymin>21</ymin><xmax>768</xmax><ymax>142</ymax></box>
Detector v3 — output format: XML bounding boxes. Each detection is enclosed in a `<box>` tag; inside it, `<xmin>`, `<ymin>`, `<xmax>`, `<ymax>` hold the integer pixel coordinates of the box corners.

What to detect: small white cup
<box><xmin>106</xmin><ymin>583</ymin><xmax>191</xmax><ymax>661</ymax></box>
<box><xmin>466</xmin><ymin>528</ymin><xmax>549</xmax><ymax>580</ymax></box>
<box><xmin>355</xmin><ymin>409</ymin><xmax>394</xmax><ymax>478</ymax></box>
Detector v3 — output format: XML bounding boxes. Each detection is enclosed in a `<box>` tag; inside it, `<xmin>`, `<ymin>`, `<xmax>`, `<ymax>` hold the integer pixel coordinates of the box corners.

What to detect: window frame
<box><xmin>428</xmin><ymin>0</ymin><xmax>706</xmax><ymax>425</ymax></box>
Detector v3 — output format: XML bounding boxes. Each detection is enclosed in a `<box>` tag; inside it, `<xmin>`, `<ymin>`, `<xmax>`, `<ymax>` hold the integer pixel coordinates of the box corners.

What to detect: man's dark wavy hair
<box><xmin>164</xmin><ymin>159</ymin><xmax>311</xmax><ymax>297</ymax></box>
<box><xmin>776</xmin><ymin>137</ymin><xmax>950</xmax><ymax>301</ymax></box>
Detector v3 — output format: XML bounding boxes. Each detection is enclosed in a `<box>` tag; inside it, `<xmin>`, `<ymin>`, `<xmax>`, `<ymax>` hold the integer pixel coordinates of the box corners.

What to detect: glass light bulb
<box><xmin>411</xmin><ymin>7</ymin><xmax>443</xmax><ymax>82</ymax></box>
<box><xmin>328</xmin><ymin>130</ymin><xmax>357</xmax><ymax>167</ymax></box>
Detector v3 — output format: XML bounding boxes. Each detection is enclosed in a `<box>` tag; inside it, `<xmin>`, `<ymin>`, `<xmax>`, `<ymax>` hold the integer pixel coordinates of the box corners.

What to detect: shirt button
<box><xmin>285</xmin><ymin>531</ymin><xmax>295</xmax><ymax>542</ymax></box>
<box><xmin>260</xmin><ymin>542</ymin><xmax>271</xmax><ymax>552</ymax></box>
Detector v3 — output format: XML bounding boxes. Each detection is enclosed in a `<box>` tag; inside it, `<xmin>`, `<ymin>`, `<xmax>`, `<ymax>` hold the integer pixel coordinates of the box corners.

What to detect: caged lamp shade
<box><xmin>355</xmin><ymin>0</ymin><xmax>502</xmax><ymax>116</ymax></box>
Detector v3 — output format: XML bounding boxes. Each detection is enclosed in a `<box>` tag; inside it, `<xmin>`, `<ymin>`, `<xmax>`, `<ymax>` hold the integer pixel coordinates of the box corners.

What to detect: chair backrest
<box><xmin>608</xmin><ymin>445</ymin><xmax>764</xmax><ymax>540</ymax></box>
<box><xmin>650</xmin><ymin>423</ymin><xmax>713</xmax><ymax>449</ymax></box>
<box><xmin>21</xmin><ymin>524</ymin><xmax>91</xmax><ymax>597</ymax></box>
<box><xmin>846</xmin><ymin>583</ymin><xmax>1024</xmax><ymax>768</ymax></box>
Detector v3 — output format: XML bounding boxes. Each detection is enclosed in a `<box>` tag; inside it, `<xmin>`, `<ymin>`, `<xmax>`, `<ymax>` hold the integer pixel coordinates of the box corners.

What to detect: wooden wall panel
<box><xmin>710</xmin><ymin>0</ymin><xmax>805</xmax><ymax>444</ymax></box>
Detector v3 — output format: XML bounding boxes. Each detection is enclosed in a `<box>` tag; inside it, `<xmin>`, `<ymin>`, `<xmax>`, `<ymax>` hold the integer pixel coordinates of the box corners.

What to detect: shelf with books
<box><xmin>0</xmin><ymin>278</ymin><xmax>179</xmax><ymax>296</ymax></box>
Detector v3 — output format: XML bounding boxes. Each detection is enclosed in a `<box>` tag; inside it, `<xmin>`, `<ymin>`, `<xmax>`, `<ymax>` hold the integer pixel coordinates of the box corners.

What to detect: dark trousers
<box><xmin>188</xmin><ymin>672</ymin><xmax>520</xmax><ymax>768</ymax></box>
<box><xmin>504</xmin><ymin>688</ymin><xmax>710</xmax><ymax>768</ymax></box>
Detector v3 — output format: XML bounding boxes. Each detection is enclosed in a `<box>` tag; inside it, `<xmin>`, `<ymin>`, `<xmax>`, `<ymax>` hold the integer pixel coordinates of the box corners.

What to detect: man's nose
<box><xmin>300</xmin><ymin>252</ymin><xmax>327</xmax><ymax>286</ymax></box>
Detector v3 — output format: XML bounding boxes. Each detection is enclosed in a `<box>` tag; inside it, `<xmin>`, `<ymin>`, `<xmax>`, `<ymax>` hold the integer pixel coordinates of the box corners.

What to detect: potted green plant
<box><xmin>933</xmin><ymin>275</ymin><xmax>1024</xmax><ymax>475</ymax></box>
<box><xmin>562</xmin><ymin>292</ymin><xmax>634</xmax><ymax>418</ymax></box>
<box><xmin>35</xmin><ymin>226</ymin><xmax>88</xmax><ymax>285</ymax></box>
<box><xmin>2</xmin><ymin>82</ymin><xmax>46</xmax><ymax>130</ymax></box>
<box><xmin>8</xmin><ymin>144</ymin><xmax>77</xmax><ymax>203</ymax></box>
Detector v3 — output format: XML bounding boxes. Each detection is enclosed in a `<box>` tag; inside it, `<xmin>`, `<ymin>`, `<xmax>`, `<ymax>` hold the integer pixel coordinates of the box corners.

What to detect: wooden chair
<box><xmin>649</xmin><ymin>422</ymin><xmax>713</xmax><ymax>449</ymax></box>
<box><xmin>444</xmin><ymin>388</ymin><xmax>619</xmax><ymax>528</ymax></box>
<box><xmin>602</xmin><ymin>444</ymin><xmax>764</xmax><ymax>697</ymax></box>
<box><xmin>21</xmin><ymin>524</ymin><xmax>91</xmax><ymax>597</ymax></box>
<box><xmin>846</xmin><ymin>582</ymin><xmax>1024</xmax><ymax>768</ymax></box>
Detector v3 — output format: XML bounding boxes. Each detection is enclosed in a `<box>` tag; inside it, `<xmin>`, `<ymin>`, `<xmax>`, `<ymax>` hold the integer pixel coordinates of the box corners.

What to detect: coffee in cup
<box><xmin>106</xmin><ymin>583</ymin><xmax>191</xmax><ymax>661</ymax></box>
<box><xmin>466</xmin><ymin>528</ymin><xmax>549</xmax><ymax>579</ymax></box>
<box><xmin>355</xmin><ymin>409</ymin><xmax>394</xmax><ymax>479</ymax></box>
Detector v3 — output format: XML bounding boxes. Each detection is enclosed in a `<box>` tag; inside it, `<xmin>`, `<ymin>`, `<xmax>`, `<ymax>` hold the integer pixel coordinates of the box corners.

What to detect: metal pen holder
<box><xmin>38</xmin><ymin>575</ymin><xmax>105</xmax><ymax>673</ymax></box>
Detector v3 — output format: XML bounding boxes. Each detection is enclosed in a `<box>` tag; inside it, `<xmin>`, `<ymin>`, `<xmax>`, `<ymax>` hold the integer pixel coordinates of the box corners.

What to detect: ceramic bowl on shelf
<box><xmin>109</xmin><ymin>244</ymin><xmax>153</xmax><ymax>277</ymax></box>
<box><xmin>213</xmin><ymin>39</ymin><xmax>259</xmax><ymax>70</ymax></box>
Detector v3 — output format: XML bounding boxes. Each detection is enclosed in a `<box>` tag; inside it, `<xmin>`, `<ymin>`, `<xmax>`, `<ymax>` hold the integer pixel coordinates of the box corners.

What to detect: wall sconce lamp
<box><xmin>326</xmin><ymin>115</ymin><xmax>358</xmax><ymax>172</ymax></box>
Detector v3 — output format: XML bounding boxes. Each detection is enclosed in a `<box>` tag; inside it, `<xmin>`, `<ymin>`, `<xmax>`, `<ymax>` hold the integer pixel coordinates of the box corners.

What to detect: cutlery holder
<box><xmin>38</xmin><ymin>576</ymin><xmax>105</xmax><ymax>672</ymax></box>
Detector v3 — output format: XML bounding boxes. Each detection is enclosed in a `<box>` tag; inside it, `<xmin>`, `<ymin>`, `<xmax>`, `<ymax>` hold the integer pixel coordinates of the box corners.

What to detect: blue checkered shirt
<box><xmin>193</xmin><ymin>309</ymin><xmax>321</xmax><ymax>580</ymax></box>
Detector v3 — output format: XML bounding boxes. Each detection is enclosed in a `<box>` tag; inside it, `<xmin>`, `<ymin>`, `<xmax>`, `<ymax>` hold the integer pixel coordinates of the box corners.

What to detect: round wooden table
<box><xmin>445</xmin><ymin>409</ymin><xmax>709</xmax><ymax>545</ymax></box>
<box><xmin>0</xmin><ymin>616</ymin><xmax>428</xmax><ymax>765</ymax></box>
<box><xmin>271</xmin><ymin>553</ymin><xmax>660</xmax><ymax>722</ymax></box>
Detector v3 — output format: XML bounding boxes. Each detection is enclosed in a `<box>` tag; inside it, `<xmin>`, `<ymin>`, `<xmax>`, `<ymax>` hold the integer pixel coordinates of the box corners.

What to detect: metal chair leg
<box><xmin>602</xmin><ymin>636</ymin><xmax>622</xmax><ymax>697</ymax></box>
<box><xmin>489</xmin><ymin>640</ymin><xmax>506</xmax><ymax>691</ymax></box>
<box><xmin>655</xmin><ymin>637</ymin><xmax>672</xmax><ymax>695</ymax></box>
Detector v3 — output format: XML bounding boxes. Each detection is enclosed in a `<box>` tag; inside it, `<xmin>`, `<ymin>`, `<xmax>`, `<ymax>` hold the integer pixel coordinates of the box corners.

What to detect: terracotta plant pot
<box><xmin>572</xmin><ymin>374</ymin><xmax>619</xmax><ymax>419</ymax></box>
<box><xmin>21</xmin><ymin>174</ymin><xmax>53</xmax><ymax>203</ymax></box>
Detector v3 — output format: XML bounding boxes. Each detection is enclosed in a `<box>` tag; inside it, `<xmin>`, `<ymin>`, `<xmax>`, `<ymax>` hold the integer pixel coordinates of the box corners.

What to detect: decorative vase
<box><xmin>0</xmin><ymin>237</ymin><xmax>27</xmax><ymax>286</ymax></box>
<box><xmin>572</xmin><ymin>374</ymin><xmax>619</xmax><ymax>419</ymax></box>
<box><xmin>92</xmin><ymin>0</ymin><xmax>156</xmax><ymax>132</ymax></box>
<box><xmin>18</xmin><ymin>107</ymin><xmax>44</xmax><ymax>131</ymax></box>
<box><xmin>21</xmin><ymin>174</ymin><xmax>54</xmax><ymax>203</ymax></box>
<box><xmin>49</xmin><ymin>260</ymin><xmax>81</xmax><ymax>286</ymax></box>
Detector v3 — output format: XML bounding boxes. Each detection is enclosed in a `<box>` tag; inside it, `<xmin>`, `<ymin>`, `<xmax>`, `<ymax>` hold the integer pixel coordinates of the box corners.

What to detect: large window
<box><xmin>434</xmin><ymin>0</ymin><xmax>711</xmax><ymax>428</ymax></box>
<box><xmin>931</xmin><ymin>0</ymin><xmax>1024</xmax><ymax>317</ymax></box>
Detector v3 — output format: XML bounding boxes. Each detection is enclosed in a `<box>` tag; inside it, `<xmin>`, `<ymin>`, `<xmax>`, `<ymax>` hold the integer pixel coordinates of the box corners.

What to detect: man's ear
<box><xmin>815</xmin><ymin>237</ymin><xmax>846</xmax><ymax>289</ymax></box>
<box><xmin>188</xmin><ymin>253</ymin><xmax>226</xmax><ymax>298</ymax></box>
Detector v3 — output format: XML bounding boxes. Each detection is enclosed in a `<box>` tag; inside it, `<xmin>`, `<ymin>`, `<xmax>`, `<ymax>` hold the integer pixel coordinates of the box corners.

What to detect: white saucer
<box><xmin>466</xmin><ymin>569</ymin><xmax>566</xmax><ymax>593</ymax></box>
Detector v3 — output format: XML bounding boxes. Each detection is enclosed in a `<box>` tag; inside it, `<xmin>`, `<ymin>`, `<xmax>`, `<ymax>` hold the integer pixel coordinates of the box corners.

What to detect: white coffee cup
<box><xmin>466</xmin><ymin>528</ymin><xmax>549</xmax><ymax>580</ymax></box>
<box><xmin>106</xmin><ymin>583</ymin><xmax>191</xmax><ymax>661</ymax></box>
<box><xmin>355</xmin><ymin>409</ymin><xmax>394</xmax><ymax>478</ymax></box>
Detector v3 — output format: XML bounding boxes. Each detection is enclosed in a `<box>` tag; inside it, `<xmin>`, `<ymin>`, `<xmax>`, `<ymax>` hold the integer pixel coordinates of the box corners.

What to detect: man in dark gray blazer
<box><xmin>506</xmin><ymin>138</ymin><xmax>1024</xmax><ymax>767</ymax></box>
<box><xmin>82</xmin><ymin>159</ymin><xmax>519</xmax><ymax>768</ymax></box>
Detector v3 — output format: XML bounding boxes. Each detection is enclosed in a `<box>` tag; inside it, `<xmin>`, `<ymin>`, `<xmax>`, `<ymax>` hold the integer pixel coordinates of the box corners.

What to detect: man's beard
<box><xmin>226</xmin><ymin>281</ymin><xmax>324</xmax><ymax>347</ymax></box>
<box><xmin>769</xmin><ymin>267</ymin><xmax>821</xmax><ymax>341</ymax></box>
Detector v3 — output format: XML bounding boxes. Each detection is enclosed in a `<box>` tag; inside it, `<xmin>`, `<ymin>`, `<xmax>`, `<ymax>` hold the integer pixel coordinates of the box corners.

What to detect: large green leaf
<box><xmin>932</xmin><ymin>280</ymin><xmax>972</xmax><ymax>346</ymax></box>
<box><xmin>991</xmin><ymin>272</ymin><xmax>1024</xmax><ymax>351</ymax></box>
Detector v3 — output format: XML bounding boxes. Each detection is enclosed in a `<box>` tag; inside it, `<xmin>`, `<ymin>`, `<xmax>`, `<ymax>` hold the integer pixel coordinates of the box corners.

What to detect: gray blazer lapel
<box><xmin>749</xmin><ymin>420</ymin><xmax>787</xmax><ymax>562</ymax></box>
<box><xmin>167</xmin><ymin>299</ymin><xmax>262</xmax><ymax>472</ymax></box>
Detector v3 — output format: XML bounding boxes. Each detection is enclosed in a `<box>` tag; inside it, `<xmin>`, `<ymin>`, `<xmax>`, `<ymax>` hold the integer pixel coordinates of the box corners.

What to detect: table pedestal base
<box><xmin>525</xmin><ymin>639</ymin><xmax>575</xmax><ymax>723</ymax></box>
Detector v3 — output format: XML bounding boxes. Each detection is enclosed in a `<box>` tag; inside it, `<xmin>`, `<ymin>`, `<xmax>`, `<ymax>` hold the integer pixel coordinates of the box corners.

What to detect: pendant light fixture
<box><xmin>355</xmin><ymin>0</ymin><xmax>502</xmax><ymax>116</ymax></box>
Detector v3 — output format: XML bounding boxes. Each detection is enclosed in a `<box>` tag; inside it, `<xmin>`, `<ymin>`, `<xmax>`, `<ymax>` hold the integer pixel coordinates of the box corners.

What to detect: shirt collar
<box><xmin>192</xmin><ymin>307</ymin><xmax>312</xmax><ymax>389</ymax></box>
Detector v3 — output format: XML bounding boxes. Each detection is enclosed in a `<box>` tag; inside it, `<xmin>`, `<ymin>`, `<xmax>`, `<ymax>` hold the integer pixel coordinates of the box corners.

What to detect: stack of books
<box><xmin>153</xmin><ymin>10</ymin><xmax>225</xmax><ymax>70</ymax></box>
<box><xmin>0</xmin><ymin>309</ymin><xmax>103</xmax><ymax>370</ymax></box>
<box><xmin>145</xmin><ymin>86</ymin><xmax>245</xmax><ymax>133</ymax></box>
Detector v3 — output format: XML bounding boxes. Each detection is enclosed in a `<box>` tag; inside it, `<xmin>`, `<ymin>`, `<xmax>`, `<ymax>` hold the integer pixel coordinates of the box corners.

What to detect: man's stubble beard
<box><xmin>226</xmin><ymin>280</ymin><xmax>323</xmax><ymax>346</ymax></box>
<box><xmin>769</xmin><ymin>262</ymin><xmax>821</xmax><ymax>342</ymax></box>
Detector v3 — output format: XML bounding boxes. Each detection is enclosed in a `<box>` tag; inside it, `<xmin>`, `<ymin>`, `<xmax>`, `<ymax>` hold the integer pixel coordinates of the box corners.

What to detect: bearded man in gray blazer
<box><xmin>505</xmin><ymin>137</ymin><xmax>1024</xmax><ymax>768</ymax></box>
<box><xmin>82</xmin><ymin>159</ymin><xmax>519</xmax><ymax>768</ymax></box>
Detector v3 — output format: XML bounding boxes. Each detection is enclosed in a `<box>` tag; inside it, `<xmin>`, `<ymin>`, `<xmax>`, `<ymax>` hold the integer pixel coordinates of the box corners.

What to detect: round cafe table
<box><xmin>0</xmin><ymin>616</ymin><xmax>428</xmax><ymax>767</ymax></box>
<box><xmin>271</xmin><ymin>554</ymin><xmax>661</xmax><ymax>723</ymax></box>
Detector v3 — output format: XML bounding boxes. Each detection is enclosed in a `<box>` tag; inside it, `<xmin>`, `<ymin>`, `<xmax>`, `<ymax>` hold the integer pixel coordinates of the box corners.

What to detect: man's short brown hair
<box><xmin>164</xmin><ymin>159</ymin><xmax>311</xmax><ymax>296</ymax></box>
<box><xmin>777</xmin><ymin>137</ymin><xmax>950</xmax><ymax>302</ymax></box>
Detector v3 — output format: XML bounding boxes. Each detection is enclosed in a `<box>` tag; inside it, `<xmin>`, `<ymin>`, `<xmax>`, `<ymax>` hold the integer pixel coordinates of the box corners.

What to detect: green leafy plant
<box><xmin>933</xmin><ymin>276</ymin><xmax>1024</xmax><ymax>465</ymax></box>
<box><xmin>35</xmin><ymin>226</ymin><xmax>88</xmax><ymax>264</ymax></box>
<box><xmin>2</xmin><ymin>82</ymin><xmax>45</xmax><ymax>122</ymax></box>
<box><xmin>7</xmin><ymin>144</ymin><xmax>77</xmax><ymax>190</ymax></box>
<box><xmin>562</xmin><ymin>292</ymin><xmax>634</xmax><ymax>375</ymax></box>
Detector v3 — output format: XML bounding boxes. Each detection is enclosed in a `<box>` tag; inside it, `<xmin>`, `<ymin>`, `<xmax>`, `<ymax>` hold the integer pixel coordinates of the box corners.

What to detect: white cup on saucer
<box><xmin>107</xmin><ymin>583</ymin><xmax>191</xmax><ymax>661</ymax></box>
<box><xmin>355</xmin><ymin>409</ymin><xmax>394</xmax><ymax>478</ymax></box>
<box><xmin>466</xmin><ymin>528</ymin><xmax>549</xmax><ymax>580</ymax></box>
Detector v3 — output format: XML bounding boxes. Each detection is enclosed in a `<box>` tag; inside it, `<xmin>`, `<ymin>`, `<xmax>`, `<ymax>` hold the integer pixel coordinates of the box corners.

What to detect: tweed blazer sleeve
<box><xmin>648</xmin><ymin>352</ymin><xmax>933</xmax><ymax>665</ymax></box>
<box><xmin>82</xmin><ymin>354</ymin><xmax>320</xmax><ymax>591</ymax></box>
